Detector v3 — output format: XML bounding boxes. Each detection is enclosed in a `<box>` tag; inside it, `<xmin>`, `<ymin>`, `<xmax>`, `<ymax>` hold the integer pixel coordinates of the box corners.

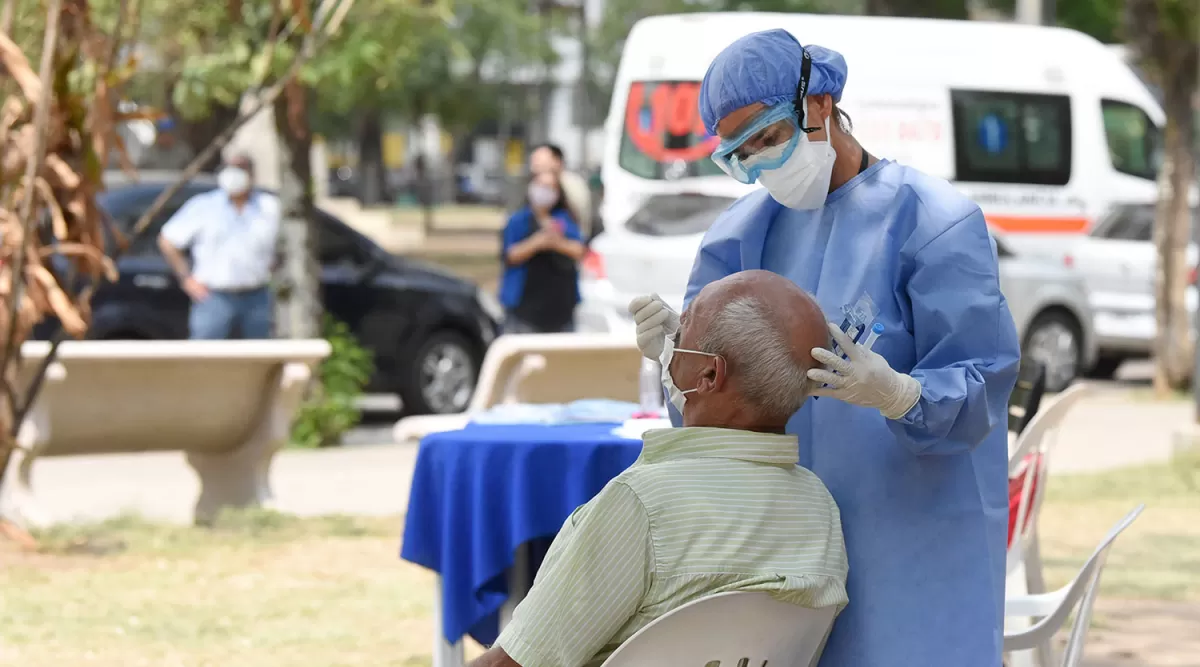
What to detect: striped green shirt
<box><xmin>495</xmin><ymin>427</ymin><xmax>849</xmax><ymax>667</ymax></box>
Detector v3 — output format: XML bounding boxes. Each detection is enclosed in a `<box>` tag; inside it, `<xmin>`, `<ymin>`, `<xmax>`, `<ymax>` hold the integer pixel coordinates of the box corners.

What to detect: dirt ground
<box><xmin>1070</xmin><ymin>600</ymin><xmax>1200</xmax><ymax>666</ymax></box>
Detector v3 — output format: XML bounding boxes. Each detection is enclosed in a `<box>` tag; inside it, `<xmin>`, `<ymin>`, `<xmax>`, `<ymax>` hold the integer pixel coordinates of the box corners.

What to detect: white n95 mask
<box><xmin>218</xmin><ymin>167</ymin><xmax>251</xmax><ymax>196</ymax></box>
<box><xmin>757</xmin><ymin>115</ymin><xmax>836</xmax><ymax>210</ymax></box>
<box><xmin>659</xmin><ymin>334</ymin><xmax>719</xmax><ymax>414</ymax></box>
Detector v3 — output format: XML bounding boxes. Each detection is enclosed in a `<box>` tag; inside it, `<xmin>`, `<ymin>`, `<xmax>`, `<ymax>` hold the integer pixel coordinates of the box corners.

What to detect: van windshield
<box><xmin>1101</xmin><ymin>100</ymin><xmax>1162</xmax><ymax>181</ymax></box>
<box><xmin>619</xmin><ymin>81</ymin><xmax>724</xmax><ymax>180</ymax></box>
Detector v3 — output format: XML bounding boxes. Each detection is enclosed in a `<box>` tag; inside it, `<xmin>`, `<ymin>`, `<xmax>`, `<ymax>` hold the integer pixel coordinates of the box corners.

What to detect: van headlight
<box><xmin>476</xmin><ymin>288</ymin><xmax>504</xmax><ymax>322</ymax></box>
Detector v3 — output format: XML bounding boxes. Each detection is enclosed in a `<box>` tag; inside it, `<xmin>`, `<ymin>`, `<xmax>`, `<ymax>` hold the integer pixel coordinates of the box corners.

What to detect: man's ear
<box><xmin>696</xmin><ymin>356</ymin><xmax>726</xmax><ymax>394</ymax></box>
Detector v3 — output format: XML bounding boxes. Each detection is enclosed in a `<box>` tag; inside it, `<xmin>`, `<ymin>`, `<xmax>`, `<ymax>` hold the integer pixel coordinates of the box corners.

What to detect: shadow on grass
<box><xmin>33</xmin><ymin>509</ymin><xmax>399</xmax><ymax>558</ymax></box>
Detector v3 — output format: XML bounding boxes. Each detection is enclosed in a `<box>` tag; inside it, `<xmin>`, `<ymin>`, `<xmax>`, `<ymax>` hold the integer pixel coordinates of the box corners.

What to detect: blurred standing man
<box><xmin>529</xmin><ymin>143</ymin><xmax>594</xmax><ymax>240</ymax></box>
<box><xmin>157</xmin><ymin>154</ymin><xmax>281</xmax><ymax>340</ymax></box>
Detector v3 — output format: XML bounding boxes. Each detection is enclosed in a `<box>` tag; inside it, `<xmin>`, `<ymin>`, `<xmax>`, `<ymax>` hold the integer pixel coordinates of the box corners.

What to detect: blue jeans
<box><xmin>189</xmin><ymin>288</ymin><xmax>273</xmax><ymax>340</ymax></box>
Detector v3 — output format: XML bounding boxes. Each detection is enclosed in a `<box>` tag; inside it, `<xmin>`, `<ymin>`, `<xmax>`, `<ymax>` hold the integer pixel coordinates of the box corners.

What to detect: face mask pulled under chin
<box><xmin>758</xmin><ymin>116</ymin><xmax>836</xmax><ymax>210</ymax></box>
<box><xmin>659</xmin><ymin>335</ymin><xmax>718</xmax><ymax>415</ymax></box>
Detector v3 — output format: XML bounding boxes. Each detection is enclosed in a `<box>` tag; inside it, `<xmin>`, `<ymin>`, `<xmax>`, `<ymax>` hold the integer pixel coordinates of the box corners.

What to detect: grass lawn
<box><xmin>0</xmin><ymin>463</ymin><xmax>1195</xmax><ymax>666</ymax></box>
<box><xmin>1038</xmin><ymin>460</ymin><xmax>1200</xmax><ymax>602</ymax></box>
<box><xmin>0</xmin><ymin>512</ymin><xmax>443</xmax><ymax>666</ymax></box>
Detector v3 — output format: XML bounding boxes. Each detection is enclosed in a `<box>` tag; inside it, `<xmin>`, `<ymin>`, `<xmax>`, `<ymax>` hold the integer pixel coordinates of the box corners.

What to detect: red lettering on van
<box><xmin>625</xmin><ymin>82</ymin><xmax>719</xmax><ymax>163</ymax></box>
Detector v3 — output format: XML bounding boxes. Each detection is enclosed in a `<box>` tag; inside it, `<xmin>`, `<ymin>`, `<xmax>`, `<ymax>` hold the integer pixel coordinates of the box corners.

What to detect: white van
<box><xmin>578</xmin><ymin>12</ymin><xmax>1164</xmax><ymax>336</ymax></box>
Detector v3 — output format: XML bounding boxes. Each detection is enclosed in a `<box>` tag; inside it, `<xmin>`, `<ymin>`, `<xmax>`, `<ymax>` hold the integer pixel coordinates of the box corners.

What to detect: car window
<box><xmin>1101</xmin><ymin>100</ymin><xmax>1161</xmax><ymax>181</ymax></box>
<box><xmin>1091</xmin><ymin>204</ymin><xmax>1200</xmax><ymax>242</ymax></box>
<box><xmin>992</xmin><ymin>236</ymin><xmax>1013</xmax><ymax>258</ymax></box>
<box><xmin>317</xmin><ymin>213</ymin><xmax>373</xmax><ymax>266</ymax></box>
<box><xmin>625</xmin><ymin>194</ymin><xmax>737</xmax><ymax>237</ymax></box>
<box><xmin>1091</xmin><ymin>206</ymin><xmax>1150</xmax><ymax>241</ymax></box>
<box><xmin>951</xmin><ymin>90</ymin><xmax>1072</xmax><ymax>186</ymax></box>
<box><xmin>619</xmin><ymin>81</ymin><xmax>725</xmax><ymax>181</ymax></box>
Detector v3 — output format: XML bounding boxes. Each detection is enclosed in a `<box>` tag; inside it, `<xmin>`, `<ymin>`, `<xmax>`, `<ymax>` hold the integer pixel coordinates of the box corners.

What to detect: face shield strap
<box><xmin>792</xmin><ymin>48</ymin><xmax>820</xmax><ymax>135</ymax></box>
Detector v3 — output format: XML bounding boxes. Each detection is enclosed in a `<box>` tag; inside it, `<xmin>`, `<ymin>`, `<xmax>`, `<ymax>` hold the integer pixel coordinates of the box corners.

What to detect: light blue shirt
<box><xmin>160</xmin><ymin>190</ymin><xmax>280</xmax><ymax>290</ymax></box>
<box><xmin>674</xmin><ymin>159</ymin><xmax>1020</xmax><ymax>666</ymax></box>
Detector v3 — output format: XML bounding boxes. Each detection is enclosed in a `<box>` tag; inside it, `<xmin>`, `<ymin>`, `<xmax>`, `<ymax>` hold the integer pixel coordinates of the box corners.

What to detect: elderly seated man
<box><xmin>471</xmin><ymin>270</ymin><xmax>849</xmax><ymax>667</ymax></box>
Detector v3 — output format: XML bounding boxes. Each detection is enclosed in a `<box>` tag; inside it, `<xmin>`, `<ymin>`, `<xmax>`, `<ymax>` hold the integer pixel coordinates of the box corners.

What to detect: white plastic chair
<box><xmin>1008</xmin><ymin>383</ymin><xmax>1097</xmax><ymax>590</ymax></box>
<box><xmin>1004</xmin><ymin>505</ymin><xmax>1144</xmax><ymax>667</ymax></box>
<box><xmin>599</xmin><ymin>592</ymin><xmax>838</xmax><ymax>667</ymax></box>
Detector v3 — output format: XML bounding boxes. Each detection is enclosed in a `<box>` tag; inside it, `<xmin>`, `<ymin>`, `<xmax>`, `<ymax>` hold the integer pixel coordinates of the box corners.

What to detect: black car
<box><xmin>37</xmin><ymin>177</ymin><xmax>502</xmax><ymax>416</ymax></box>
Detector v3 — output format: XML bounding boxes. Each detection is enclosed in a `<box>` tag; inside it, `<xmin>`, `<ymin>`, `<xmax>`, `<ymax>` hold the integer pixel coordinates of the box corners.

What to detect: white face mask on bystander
<box><xmin>218</xmin><ymin>167</ymin><xmax>251</xmax><ymax>196</ymax></box>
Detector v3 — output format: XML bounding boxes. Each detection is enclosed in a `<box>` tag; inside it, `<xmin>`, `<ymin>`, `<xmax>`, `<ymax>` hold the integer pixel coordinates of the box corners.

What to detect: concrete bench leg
<box><xmin>186</xmin><ymin>362</ymin><xmax>312</xmax><ymax>525</ymax></box>
<box><xmin>2</xmin><ymin>363</ymin><xmax>65</xmax><ymax>528</ymax></box>
<box><xmin>5</xmin><ymin>417</ymin><xmax>50</xmax><ymax>528</ymax></box>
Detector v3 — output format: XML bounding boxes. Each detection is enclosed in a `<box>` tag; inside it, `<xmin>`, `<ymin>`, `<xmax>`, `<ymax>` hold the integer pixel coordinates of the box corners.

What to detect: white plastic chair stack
<box><xmin>1004</xmin><ymin>505</ymin><xmax>1144</xmax><ymax>667</ymax></box>
<box><xmin>599</xmin><ymin>592</ymin><xmax>838</xmax><ymax>667</ymax></box>
<box><xmin>1008</xmin><ymin>384</ymin><xmax>1096</xmax><ymax>594</ymax></box>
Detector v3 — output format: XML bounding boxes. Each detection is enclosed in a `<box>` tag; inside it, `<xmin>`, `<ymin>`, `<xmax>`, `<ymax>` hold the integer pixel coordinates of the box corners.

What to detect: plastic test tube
<box><xmin>861</xmin><ymin>322</ymin><xmax>885</xmax><ymax>351</ymax></box>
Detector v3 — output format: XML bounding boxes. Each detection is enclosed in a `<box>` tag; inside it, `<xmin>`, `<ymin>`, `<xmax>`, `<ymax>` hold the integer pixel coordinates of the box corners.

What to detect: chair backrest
<box><xmin>1008</xmin><ymin>359</ymin><xmax>1047</xmax><ymax>435</ymax></box>
<box><xmin>1004</xmin><ymin>505</ymin><xmax>1144</xmax><ymax>666</ymax></box>
<box><xmin>392</xmin><ymin>333</ymin><xmax>642</xmax><ymax>445</ymax></box>
<box><xmin>599</xmin><ymin>592</ymin><xmax>838</xmax><ymax>667</ymax></box>
<box><xmin>1007</xmin><ymin>383</ymin><xmax>1096</xmax><ymax>573</ymax></box>
<box><xmin>18</xmin><ymin>340</ymin><xmax>329</xmax><ymax>456</ymax></box>
<box><xmin>469</xmin><ymin>333</ymin><xmax>642</xmax><ymax>411</ymax></box>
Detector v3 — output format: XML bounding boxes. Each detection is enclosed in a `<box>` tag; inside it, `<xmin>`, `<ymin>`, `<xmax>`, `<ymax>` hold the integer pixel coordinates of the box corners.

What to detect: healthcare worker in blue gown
<box><xmin>629</xmin><ymin>30</ymin><xmax>1020</xmax><ymax>666</ymax></box>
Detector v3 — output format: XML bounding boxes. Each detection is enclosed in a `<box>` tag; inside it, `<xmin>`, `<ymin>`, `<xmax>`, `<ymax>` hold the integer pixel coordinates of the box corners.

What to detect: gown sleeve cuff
<box><xmin>882</xmin><ymin>374</ymin><xmax>923</xmax><ymax>421</ymax></box>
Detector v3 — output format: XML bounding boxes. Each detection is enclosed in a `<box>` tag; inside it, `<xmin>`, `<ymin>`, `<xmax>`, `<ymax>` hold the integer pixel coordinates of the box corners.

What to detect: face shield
<box><xmin>708</xmin><ymin>46</ymin><xmax>821</xmax><ymax>185</ymax></box>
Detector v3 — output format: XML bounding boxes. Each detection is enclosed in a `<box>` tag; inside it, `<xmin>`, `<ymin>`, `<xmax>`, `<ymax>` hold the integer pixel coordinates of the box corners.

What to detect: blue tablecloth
<box><xmin>400</xmin><ymin>423</ymin><xmax>643</xmax><ymax>646</ymax></box>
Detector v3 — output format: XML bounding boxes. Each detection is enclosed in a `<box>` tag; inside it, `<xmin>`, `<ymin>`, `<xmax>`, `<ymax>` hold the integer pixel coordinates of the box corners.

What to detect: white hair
<box><xmin>695</xmin><ymin>294</ymin><xmax>814</xmax><ymax>422</ymax></box>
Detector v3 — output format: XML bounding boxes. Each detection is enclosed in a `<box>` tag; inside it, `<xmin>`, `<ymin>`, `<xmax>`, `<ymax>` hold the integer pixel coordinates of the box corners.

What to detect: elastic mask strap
<box><xmin>793</xmin><ymin>48</ymin><xmax>820</xmax><ymax>135</ymax></box>
<box><xmin>673</xmin><ymin>348</ymin><xmax>718</xmax><ymax>359</ymax></box>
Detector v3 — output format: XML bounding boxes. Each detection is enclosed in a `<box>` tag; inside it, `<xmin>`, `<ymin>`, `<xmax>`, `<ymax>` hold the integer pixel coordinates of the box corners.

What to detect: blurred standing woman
<box><xmin>499</xmin><ymin>171</ymin><xmax>587</xmax><ymax>333</ymax></box>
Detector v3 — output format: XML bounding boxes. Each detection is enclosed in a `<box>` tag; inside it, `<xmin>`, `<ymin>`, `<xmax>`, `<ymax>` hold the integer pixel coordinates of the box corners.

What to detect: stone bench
<box><xmin>4</xmin><ymin>339</ymin><xmax>330</xmax><ymax>526</ymax></box>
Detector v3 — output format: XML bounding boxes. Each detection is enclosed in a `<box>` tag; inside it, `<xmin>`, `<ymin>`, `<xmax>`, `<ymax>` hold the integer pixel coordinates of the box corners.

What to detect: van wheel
<box><xmin>1022</xmin><ymin>310</ymin><xmax>1082</xmax><ymax>393</ymax></box>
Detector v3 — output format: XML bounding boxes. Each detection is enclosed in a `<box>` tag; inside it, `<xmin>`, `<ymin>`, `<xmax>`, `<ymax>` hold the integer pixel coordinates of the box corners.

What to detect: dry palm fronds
<box><xmin>0</xmin><ymin>0</ymin><xmax>134</xmax><ymax>347</ymax></box>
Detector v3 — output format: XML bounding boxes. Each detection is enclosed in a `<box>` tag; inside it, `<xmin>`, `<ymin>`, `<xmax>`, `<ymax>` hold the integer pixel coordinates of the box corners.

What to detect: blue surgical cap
<box><xmin>699</xmin><ymin>29</ymin><xmax>849</xmax><ymax>135</ymax></box>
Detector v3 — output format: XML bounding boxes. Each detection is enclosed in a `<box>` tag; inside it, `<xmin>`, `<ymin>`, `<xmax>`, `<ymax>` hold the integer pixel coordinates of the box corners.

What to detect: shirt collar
<box><xmin>639</xmin><ymin>427</ymin><xmax>798</xmax><ymax>466</ymax></box>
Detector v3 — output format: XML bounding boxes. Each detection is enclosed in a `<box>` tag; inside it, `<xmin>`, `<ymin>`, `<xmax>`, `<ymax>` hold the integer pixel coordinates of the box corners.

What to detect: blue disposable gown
<box><xmin>671</xmin><ymin>159</ymin><xmax>1020</xmax><ymax>666</ymax></box>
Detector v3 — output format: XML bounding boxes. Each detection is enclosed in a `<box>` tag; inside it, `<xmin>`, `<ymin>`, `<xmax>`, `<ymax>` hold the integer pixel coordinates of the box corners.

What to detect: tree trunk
<box><xmin>1153</xmin><ymin>81</ymin><xmax>1196</xmax><ymax>394</ymax></box>
<box><xmin>272</xmin><ymin>81</ymin><xmax>322</xmax><ymax>339</ymax></box>
<box><xmin>356</xmin><ymin>108</ymin><xmax>386</xmax><ymax>207</ymax></box>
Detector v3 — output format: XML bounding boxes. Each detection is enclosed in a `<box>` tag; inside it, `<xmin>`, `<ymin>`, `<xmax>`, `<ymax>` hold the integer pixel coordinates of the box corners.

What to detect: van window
<box><xmin>619</xmin><ymin>81</ymin><xmax>724</xmax><ymax>180</ymax></box>
<box><xmin>1101</xmin><ymin>100</ymin><xmax>1161</xmax><ymax>180</ymax></box>
<box><xmin>951</xmin><ymin>91</ymin><xmax>1072</xmax><ymax>186</ymax></box>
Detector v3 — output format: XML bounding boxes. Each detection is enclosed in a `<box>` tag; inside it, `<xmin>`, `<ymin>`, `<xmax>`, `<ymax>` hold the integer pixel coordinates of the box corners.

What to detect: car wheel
<box><xmin>1023</xmin><ymin>310</ymin><xmax>1083</xmax><ymax>393</ymax></box>
<box><xmin>1084</xmin><ymin>354</ymin><xmax>1125</xmax><ymax>380</ymax></box>
<box><xmin>401</xmin><ymin>330</ymin><xmax>480</xmax><ymax>415</ymax></box>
